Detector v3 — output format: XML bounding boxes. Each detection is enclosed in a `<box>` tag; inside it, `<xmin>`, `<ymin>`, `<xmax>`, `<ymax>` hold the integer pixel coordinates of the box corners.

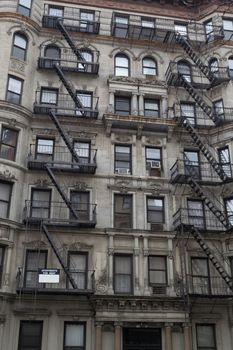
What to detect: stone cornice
<box><xmin>0</xmin><ymin>13</ymin><xmax>40</xmax><ymax>33</ymax></box>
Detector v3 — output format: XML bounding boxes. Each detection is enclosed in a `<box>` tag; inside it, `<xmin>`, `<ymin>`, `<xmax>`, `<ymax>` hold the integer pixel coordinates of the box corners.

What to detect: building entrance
<box><xmin>123</xmin><ymin>328</ymin><xmax>162</xmax><ymax>350</ymax></box>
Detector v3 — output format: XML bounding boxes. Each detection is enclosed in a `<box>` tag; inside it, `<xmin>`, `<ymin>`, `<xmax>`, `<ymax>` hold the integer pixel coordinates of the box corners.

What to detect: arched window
<box><xmin>209</xmin><ymin>58</ymin><xmax>219</xmax><ymax>76</ymax></box>
<box><xmin>142</xmin><ymin>57</ymin><xmax>157</xmax><ymax>75</ymax></box>
<box><xmin>44</xmin><ymin>45</ymin><xmax>61</xmax><ymax>60</ymax></box>
<box><xmin>80</xmin><ymin>49</ymin><xmax>93</xmax><ymax>63</ymax></box>
<box><xmin>78</xmin><ymin>49</ymin><xmax>94</xmax><ymax>72</ymax></box>
<box><xmin>12</xmin><ymin>32</ymin><xmax>28</xmax><ymax>60</ymax></box>
<box><xmin>177</xmin><ymin>60</ymin><xmax>192</xmax><ymax>82</ymax></box>
<box><xmin>114</xmin><ymin>54</ymin><xmax>130</xmax><ymax>77</ymax></box>
<box><xmin>228</xmin><ymin>56</ymin><xmax>233</xmax><ymax>78</ymax></box>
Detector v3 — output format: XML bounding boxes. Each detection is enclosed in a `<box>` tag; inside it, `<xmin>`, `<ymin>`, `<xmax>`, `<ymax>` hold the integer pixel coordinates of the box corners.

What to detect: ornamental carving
<box><xmin>66</xmin><ymin>241</ymin><xmax>92</xmax><ymax>250</ymax></box>
<box><xmin>34</xmin><ymin>179</ymin><xmax>50</xmax><ymax>188</ymax></box>
<box><xmin>0</xmin><ymin>227</ymin><xmax>10</xmax><ymax>239</ymax></box>
<box><xmin>23</xmin><ymin>240</ymin><xmax>48</xmax><ymax>249</ymax></box>
<box><xmin>73</xmin><ymin>181</ymin><xmax>88</xmax><ymax>191</ymax></box>
<box><xmin>10</xmin><ymin>58</ymin><xmax>26</xmax><ymax>74</ymax></box>
<box><xmin>0</xmin><ymin>169</ymin><xmax>17</xmax><ymax>181</ymax></box>
<box><xmin>114</xmin><ymin>135</ymin><xmax>132</xmax><ymax>143</ymax></box>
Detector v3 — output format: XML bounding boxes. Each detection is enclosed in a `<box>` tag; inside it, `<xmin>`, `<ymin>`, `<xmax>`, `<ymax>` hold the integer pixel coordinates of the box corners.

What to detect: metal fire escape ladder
<box><xmin>180</xmin><ymin>118</ymin><xmax>229</xmax><ymax>181</ymax></box>
<box><xmin>175</xmin><ymin>33</ymin><xmax>216</xmax><ymax>84</ymax></box>
<box><xmin>49</xmin><ymin>110</ymin><xmax>79</xmax><ymax>163</ymax></box>
<box><xmin>41</xmin><ymin>223</ymin><xmax>78</xmax><ymax>289</ymax></box>
<box><xmin>189</xmin><ymin>226</ymin><xmax>233</xmax><ymax>291</ymax></box>
<box><xmin>45</xmin><ymin>165</ymin><xmax>79</xmax><ymax>221</ymax></box>
<box><xmin>178</xmin><ymin>75</ymin><xmax>222</xmax><ymax>126</ymax></box>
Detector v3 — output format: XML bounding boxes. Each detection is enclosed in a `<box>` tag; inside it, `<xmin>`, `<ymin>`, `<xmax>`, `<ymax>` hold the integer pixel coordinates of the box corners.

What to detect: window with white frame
<box><xmin>68</xmin><ymin>252</ymin><xmax>88</xmax><ymax>289</ymax></box>
<box><xmin>148</xmin><ymin>256</ymin><xmax>167</xmax><ymax>285</ymax></box>
<box><xmin>115</xmin><ymin>54</ymin><xmax>130</xmax><ymax>76</ymax></box>
<box><xmin>147</xmin><ymin>197</ymin><xmax>164</xmax><ymax>224</ymax></box>
<box><xmin>40</xmin><ymin>88</ymin><xmax>58</xmax><ymax>105</ymax></box>
<box><xmin>142</xmin><ymin>57</ymin><xmax>157</xmax><ymax>75</ymax></box>
<box><xmin>12</xmin><ymin>32</ymin><xmax>28</xmax><ymax>60</ymax></box>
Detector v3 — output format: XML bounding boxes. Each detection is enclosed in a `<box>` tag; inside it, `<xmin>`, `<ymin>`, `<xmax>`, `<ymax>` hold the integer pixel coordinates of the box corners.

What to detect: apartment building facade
<box><xmin>0</xmin><ymin>0</ymin><xmax>233</xmax><ymax>349</ymax></box>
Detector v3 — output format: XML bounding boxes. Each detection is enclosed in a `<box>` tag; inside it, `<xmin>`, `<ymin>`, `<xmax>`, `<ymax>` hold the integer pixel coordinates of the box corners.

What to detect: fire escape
<box><xmin>166</xmin><ymin>30</ymin><xmax>233</xmax><ymax>294</ymax></box>
<box><xmin>21</xmin><ymin>9</ymin><xmax>99</xmax><ymax>294</ymax></box>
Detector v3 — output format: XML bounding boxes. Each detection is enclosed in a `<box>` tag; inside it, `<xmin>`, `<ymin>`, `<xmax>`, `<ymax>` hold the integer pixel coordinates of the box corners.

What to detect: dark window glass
<box><xmin>123</xmin><ymin>328</ymin><xmax>162</xmax><ymax>349</ymax></box>
<box><xmin>144</xmin><ymin>98</ymin><xmax>159</xmax><ymax>117</ymax></box>
<box><xmin>213</xmin><ymin>99</ymin><xmax>225</xmax><ymax>121</ymax></box>
<box><xmin>68</xmin><ymin>252</ymin><xmax>88</xmax><ymax>289</ymax></box>
<box><xmin>115</xmin><ymin>96</ymin><xmax>131</xmax><ymax>116</ymax></box>
<box><xmin>114</xmin><ymin>194</ymin><xmax>132</xmax><ymax>229</ymax></box>
<box><xmin>224</xmin><ymin>197</ymin><xmax>233</xmax><ymax>225</ymax></box>
<box><xmin>12</xmin><ymin>33</ymin><xmax>27</xmax><ymax>60</ymax></box>
<box><xmin>191</xmin><ymin>258</ymin><xmax>210</xmax><ymax>295</ymax></box>
<box><xmin>184</xmin><ymin>150</ymin><xmax>201</xmax><ymax>179</ymax></box>
<box><xmin>141</xmin><ymin>18</ymin><xmax>155</xmax><ymax>39</ymax></box>
<box><xmin>115</xmin><ymin>54</ymin><xmax>129</xmax><ymax>77</ymax></box>
<box><xmin>24</xmin><ymin>250</ymin><xmax>47</xmax><ymax>288</ymax></box>
<box><xmin>196</xmin><ymin>324</ymin><xmax>216</xmax><ymax>350</ymax></box>
<box><xmin>0</xmin><ymin>246</ymin><xmax>5</xmax><ymax>288</ymax></box>
<box><xmin>114</xmin><ymin>254</ymin><xmax>132</xmax><ymax>294</ymax></box>
<box><xmin>44</xmin><ymin>45</ymin><xmax>61</xmax><ymax>59</ymax></box>
<box><xmin>223</xmin><ymin>19</ymin><xmax>233</xmax><ymax>40</ymax></box>
<box><xmin>64</xmin><ymin>322</ymin><xmax>86</xmax><ymax>350</ymax></box>
<box><xmin>30</xmin><ymin>189</ymin><xmax>51</xmax><ymax>219</ymax></box>
<box><xmin>35</xmin><ymin>138</ymin><xmax>54</xmax><ymax>161</ymax></box>
<box><xmin>218</xmin><ymin>146</ymin><xmax>232</xmax><ymax>178</ymax></box>
<box><xmin>147</xmin><ymin>197</ymin><xmax>164</xmax><ymax>224</ymax></box>
<box><xmin>40</xmin><ymin>88</ymin><xmax>58</xmax><ymax>105</ymax></box>
<box><xmin>0</xmin><ymin>127</ymin><xmax>18</xmax><ymax>161</ymax></box>
<box><xmin>187</xmin><ymin>200</ymin><xmax>205</xmax><ymax>229</ymax></box>
<box><xmin>0</xmin><ymin>181</ymin><xmax>12</xmax><ymax>218</ymax></box>
<box><xmin>6</xmin><ymin>75</ymin><xmax>23</xmax><ymax>104</ymax></box>
<box><xmin>209</xmin><ymin>58</ymin><xmax>219</xmax><ymax>76</ymax></box>
<box><xmin>70</xmin><ymin>191</ymin><xmax>90</xmax><ymax>221</ymax></box>
<box><xmin>177</xmin><ymin>60</ymin><xmax>192</xmax><ymax>82</ymax></box>
<box><xmin>180</xmin><ymin>102</ymin><xmax>196</xmax><ymax>125</ymax></box>
<box><xmin>18</xmin><ymin>321</ymin><xmax>43</xmax><ymax>350</ymax></box>
<box><xmin>115</xmin><ymin>145</ymin><xmax>131</xmax><ymax>174</ymax></box>
<box><xmin>148</xmin><ymin>256</ymin><xmax>167</xmax><ymax>285</ymax></box>
<box><xmin>17</xmin><ymin>0</ymin><xmax>32</xmax><ymax>16</ymax></box>
<box><xmin>142</xmin><ymin>57</ymin><xmax>157</xmax><ymax>75</ymax></box>
<box><xmin>113</xmin><ymin>14</ymin><xmax>129</xmax><ymax>38</ymax></box>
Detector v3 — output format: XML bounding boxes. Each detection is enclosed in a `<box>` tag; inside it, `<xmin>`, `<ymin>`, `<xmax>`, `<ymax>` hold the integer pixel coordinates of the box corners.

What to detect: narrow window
<box><xmin>115</xmin><ymin>54</ymin><xmax>130</xmax><ymax>77</ymax></box>
<box><xmin>68</xmin><ymin>252</ymin><xmax>88</xmax><ymax>289</ymax></box>
<box><xmin>223</xmin><ymin>19</ymin><xmax>233</xmax><ymax>40</ymax></box>
<box><xmin>114</xmin><ymin>194</ymin><xmax>133</xmax><ymax>229</ymax></box>
<box><xmin>48</xmin><ymin>5</ymin><xmax>64</xmax><ymax>17</ymax></box>
<box><xmin>0</xmin><ymin>246</ymin><xmax>5</xmax><ymax>288</ymax></box>
<box><xmin>115</xmin><ymin>145</ymin><xmax>131</xmax><ymax>174</ymax></box>
<box><xmin>12</xmin><ymin>33</ymin><xmax>27</xmax><ymax>60</ymax></box>
<box><xmin>43</xmin><ymin>45</ymin><xmax>61</xmax><ymax>68</ymax></box>
<box><xmin>147</xmin><ymin>197</ymin><xmax>164</xmax><ymax>224</ymax></box>
<box><xmin>0</xmin><ymin>181</ymin><xmax>12</xmax><ymax>219</ymax></box>
<box><xmin>114</xmin><ymin>254</ymin><xmax>132</xmax><ymax>294</ymax></box>
<box><xmin>145</xmin><ymin>147</ymin><xmax>162</xmax><ymax>175</ymax></box>
<box><xmin>191</xmin><ymin>258</ymin><xmax>210</xmax><ymax>295</ymax></box>
<box><xmin>144</xmin><ymin>98</ymin><xmax>159</xmax><ymax>117</ymax></box>
<box><xmin>30</xmin><ymin>189</ymin><xmax>51</xmax><ymax>219</ymax></box>
<box><xmin>213</xmin><ymin>99</ymin><xmax>225</xmax><ymax>121</ymax></box>
<box><xmin>35</xmin><ymin>138</ymin><xmax>54</xmax><ymax>161</ymax></box>
<box><xmin>228</xmin><ymin>56</ymin><xmax>233</xmax><ymax>78</ymax></box>
<box><xmin>141</xmin><ymin>17</ymin><xmax>155</xmax><ymax>39</ymax></box>
<box><xmin>64</xmin><ymin>322</ymin><xmax>86</xmax><ymax>350</ymax></box>
<box><xmin>148</xmin><ymin>256</ymin><xmax>167</xmax><ymax>285</ymax></box>
<box><xmin>76</xmin><ymin>91</ymin><xmax>92</xmax><ymax>116</ymax></box>
<box><xmin>113</xmin><ymin>14</ymin><xmax>129</xmax><ymax>38</ymax></box>
<box><xmin>205</xmin><ymin>20</ymin><xmax>214</xmax><ymax>42</ymax></box>
<box><xmin>187</xmin><ymin>199</ymin><xmax>205</xmax><ymax>229</ymax></box>
<box><xmin>209</xmin><ymin>58</ymin><xmax>219</xmax><ymax>76</ymax></box>
<box><xmin>184</xmin><ymin>150</ymin><xmax>201</xmax><ymax>179</ymax></box>
<box><xmin>40</xmin><ymin>87</ymin><xmax>58</xmax><ymax>105</ymax></box>
<box><xmin>218</xmin><ymin>146</ymin><xmax>232</xmax><ymax>177</ymax></box>
<box><xmin>114</xmin><ymin>96</ymin><xmax>131</xmax><ymax>115</ymax></box>
<box><xmin>180</xmin><ymin>102</ymin><xmax>196</xmax><ymax>125</ymax></box>
<box><xmin>18</xmin><ymin>321</ymin><xmax>43</xmax><ymax>350</ymax></box>
<box><xmin>24</xmin><ymin>250</ymin><xmax>47</xmax><ymax>288</ymax></box>
<box><xmin>73</xmin><ymin>141</ymin><xmax>91</xmax><ymax>164</ymax></box>
<box><xmin>142</xmin><ymin>57</ymin><xmax>157</xmax><ymax>75</ymax></box>
<box><xmin>70</xmin><ymin>191</ymin><xmax>90</xmax><ymax>221</ymax></box>
<box><xmin>224</xmin><ymin>197</ymin><xmax>233</xmax><ymax>225</ymax></box>
<box><xmin>175</xmin><ymin>23</ymin><xmax>188</xmax><ymax>37</ymax></box>
<box><xmin>0</xmin><ymin>127</ymin><xmax>18</xmax><ymax>161</ymax></box>
<box><xmin>6</xmin><ymin>75</ymin><xmax>23</xmax><ymax>104</ymax></box>
<box><xmin>177</xmin><ymin>60</ymin><xmax>192</xmax><ymax>82</ymax></box>
<box><xmin>17</xmin><ymin>0</ymin><xmax>32</xmax><ymax>16</ymax></box>
<box><xmin>196</xmin><ymin>324</ymin><xmax>217</xmax><ymax>350</ymax></box>
<box><xmin>80</xmin><ymin>10</ymin><xmax>95</xmax><ymax>32</ymax></box>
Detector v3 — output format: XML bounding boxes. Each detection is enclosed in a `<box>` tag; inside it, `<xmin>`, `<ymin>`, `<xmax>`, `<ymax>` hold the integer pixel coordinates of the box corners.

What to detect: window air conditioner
<box><xmin>115</xmin><ymin>168</ymin><xmax>131</xmax><ymax>175</ymax></box>
<box><xmin>150</xmin><ymin>161</ymin><xmax>161</xmax><ymax>169</ymax></box>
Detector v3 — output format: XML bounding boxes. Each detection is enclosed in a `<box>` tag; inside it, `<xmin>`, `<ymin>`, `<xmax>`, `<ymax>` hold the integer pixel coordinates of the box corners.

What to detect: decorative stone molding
<box><xmin>73</xmin><ymin>181</ymin><xmax>88</xmax><ymax>191</ymax></box>
<box><xmin>32</xmin><ymin>128</ymin><xmax>57</xmax><ymax>137</ymax></box>
<box><xmin>114</xmin><ymin>134</ymin><xmax>133</xmax><ymax>143</ymax></box>
<box><xmin>136</xmin><ymin>50</ymin><xmax>164</xmax><ymax>64</ymax></box>
<box><xmin>9</xmin><ymin>58</ymin><xmax>26</xmax><ymax>75</ymax></box>
<box><xmin>13</xmin><ymin>308</ymin><xmax>51</xmax><ymax>317</ymax></box>
<box><xmin>66</xmin><ymin>241</ymin><xmax>92</xmax><ymax>251</ymax></box>
<box><xmin>109</xmin><ymin>47</ymin><xmax>137</xmax><ymax>61</ymax></box>
<box><xmin>34</xmin><ymin>179</ymin><xmax>50</xmax><ymax>188</ymax></box>
<box><xmin>23</xmin><ymin>240</ymin><xmax>48</xmax><ymax>249</ymax></box>
<box><xmin>7</xmin><ymin>24</ymin><xmax>36</xmax><ymax>46</ymax></box>
<box><xmin>0</xmin><ymin>169</ymin><xmax>17</xmax><ymax>181</ymax></box>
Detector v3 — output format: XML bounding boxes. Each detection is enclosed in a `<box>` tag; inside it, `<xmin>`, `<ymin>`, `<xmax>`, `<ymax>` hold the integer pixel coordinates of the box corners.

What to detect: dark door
<box><xmin>123</xmin><ymin>328</ymin><xmax>162</xmax><ymax>350</ymax></box>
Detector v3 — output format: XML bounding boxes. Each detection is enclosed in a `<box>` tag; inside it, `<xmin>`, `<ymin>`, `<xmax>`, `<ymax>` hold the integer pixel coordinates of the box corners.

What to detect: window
<box><xmin>114</xmin><ymin>254</ymin><xmax>132</xmax><ymax>294</ymax></box>
<box><xmin>144</xmin><ymin>98</ymin><xmax>159</xmax><ymax>117</ymax></box>
<box><xmin>0</xmin><ymin>246</ymin><xmax>5</xmax><ymax>288</ymax></box>
<box><xmin>18</xmin><ymin>321</ymin><xmax>43</xmax><ymax>350</ymax></box>
<box><xmin>35</xmin><ymin>138</ymin><xmax>54</xmax><ymax>161</ymax></box>
<box><xmin>115</xmin><ymin>54</ymin><xmax>130</xmax><ymax>77</ymax></box>
<box><xmin>175</xmin><ymin>23</ymin><xmax>188</xmax><ymax>37</ymax></box>
<box><xmin>184</xmin><ymin>150</ymin><xmax>201</xmax><ymax>179</ymax></box>
<box><xmin>196</xmin><ymin>324</ymin><xmax>216</xmax><ymax>350</ymax></box>
<box><xmin>73</xmin><ymin>141</ymin><xmax>90</xmax><ymax>164</ymax></box>
<box><xmin>147</xmin><ymin>197</ymin><xmax>164</xmax><ymax>224</ymax></box>
<box><xmin>78</xmin><ymin>49</ymin><xmax>93</xmax><ymax>72</ymax></box>
<box><xmin>30</xmin><ymin>189</ymin><xmax>51</xmax><ymax>219</ymax></box>
<box><xmin>209</xmin><ymin>58</ymin><xmax>219</xmax><ymax>77</ymax></box>
<box><xmin>142</xmin><ymin>57</ymin><xmax>157</xmax><ymax>75</ymax></box>
<box><xmin>115</xmin><ymin>145</ymin><xmax>131</xmax><ymax>175</ymax></box>
<box><xmin>76</xmin><ymin>91</ymin><xmax>92</xmax><ymax>115</ymax></box>
<box><xmin>12</xmin><ymin>32</ymin><xmax>27</xmax><ymax>60</ymax></box>
<box><xmin>80</xmin><ymin>10</ymin><xmax>95</xmax><ymax>32</ymax></box>
<box><xmin>213</xmin><ymin>99</ymin><xmax>225</xmax><ymax>121</ymax></box>
<box><xmin>114</xmin><ymin>194</ymin><xmax>132</xmax><ymax>228</ymax></box>
<box><xmin>218</xmin><ymin>146</ymin><xmax>232</xmax><ymax>177</ymax></box>
<box><xmin>40</xmin><ymin>88</ymin><xmax>58</xmax><ymax>105</ymax></box>
<box><xmin>223</xmin><ymin>19</ymin><xmax>233</xmax><ymax>40</ymax></box>
<box><xmin>24</xmin><ymin>250</ymin><xmax>47</xmax><ymax>288</ymax></box>
<box><xmin>17</xmin><ymin>0</ymin><xmax>32</xmax><ymax>16</ymax></box>
<box><xmin>177</xmin><ymin>60</ymin><xmax>192</xmax><ymax>82</ymax></box>
<box><xmin>70</xmin><ymin>191</ymin><xmax>90</xmax><ymax>221</ymax></box>
<box><xmin>228</xmin><ymin>56</ymin><xmax>233</xmax><ymax>78</ymax></box>
<box><xmin>141</xmin><ymin>17</ymin><xmax>155</xmax><ymax>39</ymax></box>
<box><xmin>113</xmin><ymin>14</ymin><xmax>129</xmax><ymax>37</ymax></box>
<box><xmin>205</xmin><ymin>20</ymin><xmax>214</xmax><ymax>42</ymax></box>
<box><xmin>114</xmin><ymin>96</ymin><xmax>131</xmax><ymax>115</ymax></box>
<box><xmin>64</xmin><ymin>322</ymin><xmax>86</xmax><ymax>350</ymax></box>
<box><xmin>48</xmin><ymin>5</ymin><xmax>64</xmax><ymax>17</ymax></box>
<box><xmin>191</xmin><ymin>258</ymin><xmax>210</xmax><ymax>294</ymax></box>
<box><xmin>148</xmin><ymin>256</ymin><xmax>167</xmax><ymax>285</ymax></box>
<box><xmin>229</xmin><ymin>256</ymin><xmax>233</xmax><ymax>277</ymax></box>
<box><xmin>6</xmin><ymin>75</ymin><xmax>23</xmax><ymax>104</ymax></box>
<box><xmin>0</xmin><ymin>181</ymin><xmax>12</xmax><ymax>219</ymax></box>
<box><xmin>123</xmin><ymin>329</ymin><xmax>162</xmax><ymax>350</ymax></box>
<box><xmin>224</xmin><ymin>197</ymin><xmax>233</xmax><ymax>225</ymax></box>
<box><xmin>187</xmin><ymin>199</ymin><xmax>205</xmax><ymax>228</ymax></box>
<box><xmin>0</xmin><ymin>127</ymin><xmax>18</xmax><ymax>161</ymax></box>
<box><xmin>145</xmin><ymin>147</ymin><xmax>162</xmax><ymax>172</ymax></box>
<box><xmin>68</xmin><ymin>252</ymin><xmax>88</xmax><ymax>289</ymax></box>
<box><xmin>44</xmin><ymin>45</ymin><xmax>61</xmax><ymax>68</ymax></box>
<box><xmin>180</xmin><ymin>102</ymin><xmax>196</xmax><ymax>125</ymax></box>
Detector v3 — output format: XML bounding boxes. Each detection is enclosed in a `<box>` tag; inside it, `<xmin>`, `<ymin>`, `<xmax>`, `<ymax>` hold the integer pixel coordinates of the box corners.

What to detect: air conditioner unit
<box><xmin>150</xmin><ymin>161</ymin><xmax>161</xmax><ymax>169</ymax></box>
<box><xmin>152</xmin><ymin>285</ymin><xmax>166</xmax><ymax>295</ymax></box>
<box><xmin>115</xmin><ymin>168</ymin><xmax>131</xmax><ymax>175</ymax></box>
